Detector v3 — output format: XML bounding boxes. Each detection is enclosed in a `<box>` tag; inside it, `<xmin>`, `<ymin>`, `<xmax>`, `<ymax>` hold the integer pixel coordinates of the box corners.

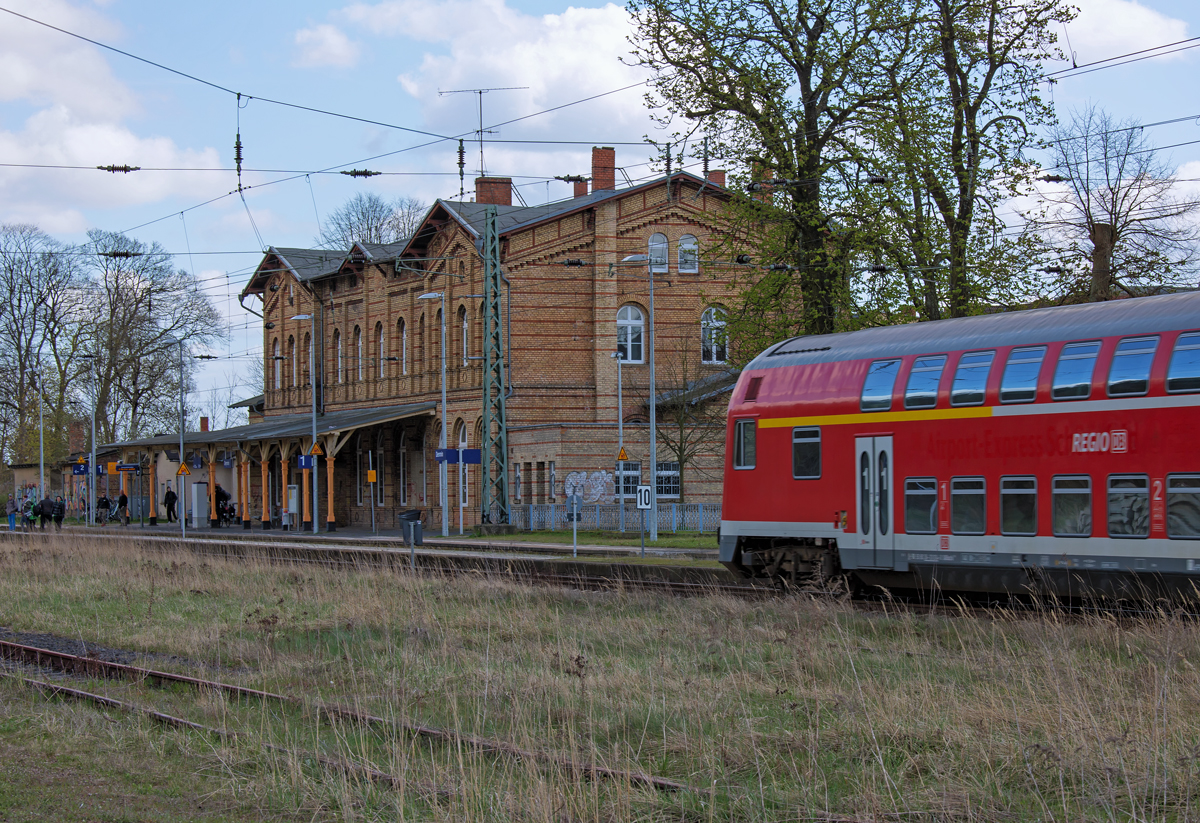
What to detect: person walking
<box><xmin>5</xmin><ymin>494</ymin><xmax>16</xmax><ymax>532</ymax></box>
<box><xmin>163</xmin><ymin>487</ymin><xmax>177</xmax><ymax>523</ymax></box>
<box><xmin>117</xmin><ymin>490</ymin><xmax>129</xmax><ymax>525</ymax></box>
<box><xmin>52</xmin><ymin>496</ymin><xmax>65</xmax><ymax>531</ymax></box>
<box><xmin>38</xmin><ymin>494</ymin><xmax>53</xmax><ymax>531</ymax></box>
<box><xmin>97</xmin><ymin>494</ymin><xmax>110</xmax><ymax>525</ymax></box>
<box><xmin>22</xmin><ymin>496</ymin><xmax>35</xmax><ymax>532</ymax></box>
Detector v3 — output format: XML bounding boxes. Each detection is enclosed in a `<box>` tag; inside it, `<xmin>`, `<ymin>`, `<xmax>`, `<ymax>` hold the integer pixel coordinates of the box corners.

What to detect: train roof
<box><xmin>748</xmin><ymin>290</ymin><xmax>1200</xmax><ymax>371</ymax></box>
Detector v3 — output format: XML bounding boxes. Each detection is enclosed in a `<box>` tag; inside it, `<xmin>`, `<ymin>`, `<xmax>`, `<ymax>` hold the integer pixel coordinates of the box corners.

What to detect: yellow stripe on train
<box><xmin>757</xmin><ymin>405</ymin><xmax>995</xmax><ymax>429</ymax></box>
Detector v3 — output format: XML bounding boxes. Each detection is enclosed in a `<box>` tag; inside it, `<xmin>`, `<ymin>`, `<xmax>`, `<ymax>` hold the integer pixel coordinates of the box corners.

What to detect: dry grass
<box><xmin>1</xmin><ymin>535</ymin><xmax>1199</xmax><ymax>821</ymax></box>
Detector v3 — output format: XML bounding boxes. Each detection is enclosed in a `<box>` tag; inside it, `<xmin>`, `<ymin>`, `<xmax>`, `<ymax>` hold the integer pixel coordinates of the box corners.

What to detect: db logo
<box><xmin>940</xmin><ymin>535</ymin><xmax>949</xmax><ymax>550</ymax></box>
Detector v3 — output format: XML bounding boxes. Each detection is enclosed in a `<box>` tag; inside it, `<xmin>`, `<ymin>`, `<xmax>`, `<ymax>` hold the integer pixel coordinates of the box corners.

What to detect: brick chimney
<box><xmin>476</xmin><ymin>177</ymin><xmax>513</xmax><ymax>206</ymax></box>
<box><xmin>574</xmin><ymin>178</ymin><xmax>589</xmax><ymax>198</ymax></box>
<box><xmin>706</xmin><ymin>169</ymin><xmax>727</xmax><ymax>187</ymax></box>
<box><xmin>591</xmin><ymin>146</ymin><xmax>616</xmax><ymax>192</ymax></box>
<box><xmin>68</xmin><ymin>420</ymin><xmax>85</xmax><ymax>455</ymax></box>
<box><xmin>200</xmin><ymin>417</ymin><xmax>209</xmax><ymax>432</ymax></box>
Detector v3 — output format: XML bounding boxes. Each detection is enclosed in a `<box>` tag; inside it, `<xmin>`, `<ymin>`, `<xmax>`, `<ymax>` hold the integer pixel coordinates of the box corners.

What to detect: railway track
<box><xmin>0</xmin><ymin>635</ymin><xmax>703</xmax><ymax>794</ymax></box>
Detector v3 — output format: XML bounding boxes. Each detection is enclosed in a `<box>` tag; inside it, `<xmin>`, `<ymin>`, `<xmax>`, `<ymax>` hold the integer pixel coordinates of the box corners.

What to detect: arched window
<box><xmin>649</xmin><ymin>232</ymin><xmax>668</xmax><ymax>273</ymax></box>
<box><xmin>417</xmin><ymin>314</ymin><xmax>425</xmax><ymax>372</ymax></box>
<box><xmin>458</xmin><ymin>306</ymin><xmax>468</xmax><ymax>367</ymax></box>
<box><xmin>354</xmin><ymin>326</ymin><xmax>363</xmax><ymax>382</ymax></box>
<box><xmin>288</xmin><ymin>336</ymin><xmax>296</xmax><ymax>386</ymax></box>
<box><xmin>302</xmin><ymin>332</ymin><xmax>311</xmax><ymax>385</ymax></box>
<box><xmin>333</xmin><ymin>329</ymin><xmax>343</xmax><ymax>383</ymax></box>
<box><xmin>702</xmin><ymin>307</ymin><xmax>728</xmax><ymax>364</ymax></box>
<box><xmin>398</xmin><ymin>318</ymin><xmax>407</xmax><ymax>375</ymax></box>
<box><xmin>272</xmin><ymin>338</ymin><xmax>281</xmax><ymax>390</ymax></box>
<box><xmin>617</xmin><ymin>305</ymin><xmax>644</xmax><ymax>363</ymax></box>
<box><xmin>679</xmin><ymin>234</ymin><xmax>699</xmax><ymax>273</ymax></box>
<box><xmin>376</xmin><ymin>321</ymin><xmax>385</xmax><ymax>378</ymax></box>
<box><xmin>435</xmin><ymin>309</ymin><xmax>443</xmax><ymax>367</ymax></box>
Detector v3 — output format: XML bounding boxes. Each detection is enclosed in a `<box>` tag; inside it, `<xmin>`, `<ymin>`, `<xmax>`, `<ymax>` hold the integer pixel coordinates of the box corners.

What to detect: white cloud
<box><xmin>0</xmin><ymin>1</ymin><xmax>229</xmax><ymax>228</ymax></box>
<box><xmin>293</xmin><ymin>24</ymin><xmax>361</xmax><ymax>68</ymax></box>
<box><xmin>1066</xmin><ymin>0</ymin><xmax>1190</xmax><ymax>64</ymax></box>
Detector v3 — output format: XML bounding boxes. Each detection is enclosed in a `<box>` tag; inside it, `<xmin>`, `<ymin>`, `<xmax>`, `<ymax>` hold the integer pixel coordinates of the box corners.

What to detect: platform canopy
<box><xmin>104</xmin><ymin>400</ymin><xmax>438</xmax><ymax>453</ymax></box>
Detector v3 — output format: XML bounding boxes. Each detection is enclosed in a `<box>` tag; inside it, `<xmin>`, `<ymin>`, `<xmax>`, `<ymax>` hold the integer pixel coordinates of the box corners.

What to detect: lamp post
<box><xmin>617</xmin><ymin>252</ymin><xmax>657</xmax><ymax>541</ymax></box>
<box><xmin>171</xmin><ymin>338</ymin><xmax>186</xmax><ymax>538</ymax></box>
<box><xmin>418</xmin><ymin>291</ymin><xmax>449</xmax><ymax>537</ymax></box>
<box><xmin>610</xmin><ymin>350</ymin><xmax>626</xmax><ymax>533</ymax></box>
<box><xmin>291</xmin><ymin>314</ymin><xmax>319</xmax><ymax>534</ymax></box>
<box><xmin>80</xmin><ymin>354</ymin><xmax>98</xmax><ymax>525</ymax></box>
<box><xmin>31</xmin><ymin>366</ymin><xmax>44</xmax><ymax>501</ymax></box>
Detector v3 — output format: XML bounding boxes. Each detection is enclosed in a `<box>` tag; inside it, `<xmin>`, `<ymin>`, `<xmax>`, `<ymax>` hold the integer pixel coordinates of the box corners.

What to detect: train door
<box><xmin>854</xmin><ymin>436</ymin><xmax>894</xmax><ymax>568</ymax></box>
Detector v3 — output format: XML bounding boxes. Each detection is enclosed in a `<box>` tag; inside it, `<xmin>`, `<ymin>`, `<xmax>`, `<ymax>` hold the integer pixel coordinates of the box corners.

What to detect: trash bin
<box><xmin>399</xmin><ymin>509</ymin><xmax>423</xmax><ymax>546</ymax></box>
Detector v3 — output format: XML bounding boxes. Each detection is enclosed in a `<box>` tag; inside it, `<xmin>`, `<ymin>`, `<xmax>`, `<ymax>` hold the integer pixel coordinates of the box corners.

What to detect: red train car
<box><xmin>719</xmin><ymin>291</ymin><xmax>1200</xmax><ymax>598</ymax></box>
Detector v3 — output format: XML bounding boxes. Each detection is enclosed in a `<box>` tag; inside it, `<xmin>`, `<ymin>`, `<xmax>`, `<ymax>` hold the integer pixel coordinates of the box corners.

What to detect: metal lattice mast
<box><xmin>481</xmin><ymin>206</ymin><xmax>509</xmax><ymax>523</ymax></box>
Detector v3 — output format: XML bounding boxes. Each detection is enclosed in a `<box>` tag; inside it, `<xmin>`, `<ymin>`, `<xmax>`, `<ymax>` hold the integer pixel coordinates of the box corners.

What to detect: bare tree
<box><xmin>83</xmin><ymin>230</ymin><xmax>225</xmax><ymax>443</ymax></box>
<box><xmin>634</xmin><ymin>340</ymin><xmax>733</xmax><ymax>502</ymax></box>
<box><xmin>316</xmin><ymin>193</ymin><xmax>427</xmax><ymax>248</ymax></box>
<box><xmin>1028</xmin><ymin>106</ymin><xmax>1200</xmax><ymax>301</ymax></box>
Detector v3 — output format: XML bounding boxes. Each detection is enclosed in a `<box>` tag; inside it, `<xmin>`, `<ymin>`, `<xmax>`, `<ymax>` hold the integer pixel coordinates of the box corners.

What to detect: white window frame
<box><xmin>355</xmin><ymin>326</ymin><xmax>363</xmax><ymax>382</ymax></box>
<box><xmin>272</xmin><ymin>338</ymin><xmax>281</xmax><ymax>390</ymax></box>
<box><xmin>649</xmin><ymin>232</ymin><xmax>668</xmax><ymax>273</ymax></box>
<box><xmin>335</xmin><ymin>330</ymin><xmax>343</xmax><ymax>384</ymax></box>
<box><xmin>678</xmin><ymin>234</ymin><xmax>698</xmax><ymax>273</ymax></box>
<box><xmin>616</xmin><ymin>461</ymin><xmax>641</xmax><ymax>499</ymax></box>
<box><xmin>460</xmin><ymin>307</ymin><xmax>469</xmax><ymax>367</ymax></box>
<box><xmin>377</xmin><ymin>322</ymin><xmax>385</xmax><ymax>378</ymax></box>
<box><xmin>733</xmin><ymin>419</ymin><xmax>756</xmax><ymax>469</ymax></box>
<box><xmin>289</xmin><ymin>336</ymin><xmax>296</xmax><ymax>386</ymax></box>
<box><xmin>399</xmin><ymin>318</ymin><xmax>407</xmax><ymax>375</ymax></box>
<box><xmin>656</xmin><ymin>461</ymin><xmax>680</xmax><ymax>499</ymax></box>
<box><xmin>701</xmin><ymin>307</ymin><xmax>727</xmax><ymax>364</ymax></box>
<box><xmin>617</xmin><ymin>305</ymin><xmax>645</xmax><ymax>364</ymax></box>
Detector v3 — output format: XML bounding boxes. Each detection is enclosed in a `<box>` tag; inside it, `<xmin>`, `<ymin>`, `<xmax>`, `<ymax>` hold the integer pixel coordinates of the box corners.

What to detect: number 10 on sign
<box><xmin>635</xmin><ymin>485</ymin><xmax>652</xmax><ymax>510</ymax></box>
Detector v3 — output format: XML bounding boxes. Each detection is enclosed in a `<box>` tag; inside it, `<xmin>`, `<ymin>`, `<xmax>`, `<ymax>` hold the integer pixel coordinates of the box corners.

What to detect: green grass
<box><xmin>462</xmin><ymin>526</ymin><xmax>719</xmax><ymax>550</ymax></box>
<box><xmin>1</xmin><ymin>536</ymin><xmax>1200</xmax><ymax>821</ymax></box>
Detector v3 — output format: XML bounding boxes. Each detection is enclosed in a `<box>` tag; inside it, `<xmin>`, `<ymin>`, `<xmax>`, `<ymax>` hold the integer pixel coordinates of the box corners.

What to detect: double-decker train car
<box><xmin>719</xmin><ymin>290</ymin><xmax>1200</xmax><ymax>598</ymax></box>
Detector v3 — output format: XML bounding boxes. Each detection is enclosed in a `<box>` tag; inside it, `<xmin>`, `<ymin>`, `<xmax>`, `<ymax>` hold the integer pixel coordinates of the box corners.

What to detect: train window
<box><xmin>950</xmin><ymin>478</ymin><xmax>986</xmax><ymax>535</ymax></box>
<box><xmin>1167</xmin><ymin>475</ymin><xmax>1200</xmax><ymax>538</ymax></box>
<box><xmin>1000</xmin><ymin>477</ymin><xmax>1037</xmax><ymax>535</ymax></box>
<box><xmin>1051</xmin><ymin>341</ymin><xmax>1101</xmax><ymax>400</ymax></box>
<box><xmin>1166</xmin><ymin>332</ymin><xmax>1200</xmax><ymax>393</ymax></box>
<box><xmin>733</xmin><ymin>419</ymin><xmax>756</xmax><ymax>469</ymax></box>
<box><xmin>1108</xmin><ymin>337</ymin><xmax>1157</xmax><ymax>397</ymax></box>
<box><xmin>1000</xmin><ymin>346</ymin><xmax>1046</xmax><ymax>404</ymax></box>
<box><xmin>950</xmin><ymin>351</ymin><xmax>994</xmax><ymax>406</ymax></box>
<box><xmin>904</xmin><ymin>355</ymin><xmax>947</xmax><ymax>409</ymax></box>
<box><xmin>904</xmin><ymin>478</ymin><xmax>937</xmax><ymax>534</ymax></box>
<box><xmin>1052</xmin><ymin>476</ymin><xmax>1092</xmax><ymax>537</ymax></box>
<box><xmin>861</xmin><ymin>359</ymin><xmax>901</xmax><ymax>411</ymax></box>
<box><xmin>1107</xmin><ymin>475</ymin><xmax>1149</xmax><ymax>538</ymax></box>
<box><xmin>792</xmin><ymin>428</ymin><xmax>821</xmax><ymax>479</ymax></box>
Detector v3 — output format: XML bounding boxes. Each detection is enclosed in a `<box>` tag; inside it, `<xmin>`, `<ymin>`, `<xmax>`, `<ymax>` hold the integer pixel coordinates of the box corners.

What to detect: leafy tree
<box><xmin>316</xmin><ymin>193</ymin><xmax>427</xmax><ymax>248</ymax></box>
<box><xmin>1025</xmin><ymin>106</ymin><xmax>1199</xmax><ymax>301</ymax></box>
<box><xmin>629</xmin><ymin>0</ymin><xmax>1072</xmax><ymax>355</ymax></box>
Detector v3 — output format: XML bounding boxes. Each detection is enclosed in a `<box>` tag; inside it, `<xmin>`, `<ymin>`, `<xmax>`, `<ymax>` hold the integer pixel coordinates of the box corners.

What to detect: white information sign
<box><xmin>635</xmin><ymin>484</ymin><xmax>652</xmax><ymax>510</ymax></box>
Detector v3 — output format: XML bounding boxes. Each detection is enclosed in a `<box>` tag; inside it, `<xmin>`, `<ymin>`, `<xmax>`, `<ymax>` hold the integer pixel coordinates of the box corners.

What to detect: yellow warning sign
<box><xmin>367</xmin><ymin>469</ymin><xmax>377</xmax><ymax>483</ymax></box>
<box><xmin>176</xmin><ymin>464</ymin><xmax>191</xmax><ymax>476</ymax></box>
<box><xmin>76</xmin><ymin>456</ymin><xmax>86</xmax><ymax>464</ymax></box>
<box><xmin>310</xmin><ymin>442</ymin><xmax>324</xmax><ymax>456</ymax></box>
<box><xmin>617</xmin><ymin>447</ymin><xmax>629</xmax><ymax>462</ymax></box>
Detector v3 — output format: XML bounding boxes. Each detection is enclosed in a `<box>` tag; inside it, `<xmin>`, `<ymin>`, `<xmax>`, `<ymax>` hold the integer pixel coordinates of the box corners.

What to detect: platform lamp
<box><xmin>417</xmin><ymin>291</ymin><xmax>449</xmax><ymax>537</ymax></box>
<box><xmin>79</xmin><ymin>354</ymin><xmax>98</xmax><ymax>525</ymax></box>
<box><xmin>291</xmin><ymin>314</ymin><xmax>319</xmax><ymax>534</ymax></box>
<box><xmin>610</xmin><ymin>350</ymin><xmax>626</xmax><ymax>533</ymax></box>
<box><xmin>618</xmin><ymin>252</ymin><xmax>658</xmax><ymax>541</ymax></box>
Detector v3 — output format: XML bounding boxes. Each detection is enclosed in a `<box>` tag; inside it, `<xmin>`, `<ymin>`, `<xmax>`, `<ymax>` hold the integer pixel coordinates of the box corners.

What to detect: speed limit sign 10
<box><xmin>635</xmin><ymin>485</ymin><xmax>652</xmax><ymax>510</ymax></box>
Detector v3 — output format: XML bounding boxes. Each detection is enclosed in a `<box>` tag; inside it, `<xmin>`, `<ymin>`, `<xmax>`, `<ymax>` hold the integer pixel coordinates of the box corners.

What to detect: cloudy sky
<box><xmin>0</xmin><ymin>0</ymin><xmax>1196</xmax><ymax>394</ymax></box>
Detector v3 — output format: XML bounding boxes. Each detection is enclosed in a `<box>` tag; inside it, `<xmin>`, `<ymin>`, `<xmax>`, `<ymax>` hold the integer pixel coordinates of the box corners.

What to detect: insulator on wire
<box><xmin>340</xmin><ymin>169</ymin><xmax>381</xmax><ymax>178</ymax></box>
<box><xmin>234</xmin><ymin>134</ymin><xmax>243</xmax><ymax>171</ymax></box>
<box><xmin>97</xmin><ymin>165</ymin><xmax>140</xmax><ymax>174</ymax></box>
<box><xmin>458</xmin><ymin>139</ymin><xmax>466</xmax><ymax>198</ymax></box>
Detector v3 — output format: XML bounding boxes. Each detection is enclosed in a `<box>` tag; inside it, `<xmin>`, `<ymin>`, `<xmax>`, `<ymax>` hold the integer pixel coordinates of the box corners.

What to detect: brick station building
<box><xmin>109</xmin><ymin>148</ymin><xmax>743</xmax><ymax>531</ymax></box>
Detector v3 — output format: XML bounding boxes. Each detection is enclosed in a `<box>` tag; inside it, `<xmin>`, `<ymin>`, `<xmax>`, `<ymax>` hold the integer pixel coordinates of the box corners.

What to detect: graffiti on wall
<box><xmin>563</xmin><ymin>470</ymin><xmax>615</xmax><ymax>503</ymax></box>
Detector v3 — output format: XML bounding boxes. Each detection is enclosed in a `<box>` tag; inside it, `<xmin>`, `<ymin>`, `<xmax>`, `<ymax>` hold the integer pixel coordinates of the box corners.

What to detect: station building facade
<box><xmin>110</xmin><ymin>148</ymin><xmax>742</xmax><ymax>530</ymax></box>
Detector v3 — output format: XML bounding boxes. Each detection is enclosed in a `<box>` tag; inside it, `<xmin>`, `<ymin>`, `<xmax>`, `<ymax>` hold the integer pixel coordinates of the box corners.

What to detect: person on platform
<box><xmin>5</xmin><ymin>494</ymin><xmax>16</xmax><ymax>532</ymax></box>
<box><xmin>117</xmin><ymin>491</ymin><xmax>129</xmax><ymax>525</ymax></box>
<box><xmin>52</xmin><ymin>496</ymin><xmax>65</xmax><ymax>531</ymax></box>
<box><xmin>163</xmin><ymin>487</ymin><xmax>177</xmax><ymax>523</ymax></box>
<box><xmin>38</xmin><ymin>494</ymin><xmax>53</xmax><ymax>530</ymax></box>
<box><xmin>97</xmin><ymin>494</ymin><xmax>110</xmax><ymax>524</ymax></box>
